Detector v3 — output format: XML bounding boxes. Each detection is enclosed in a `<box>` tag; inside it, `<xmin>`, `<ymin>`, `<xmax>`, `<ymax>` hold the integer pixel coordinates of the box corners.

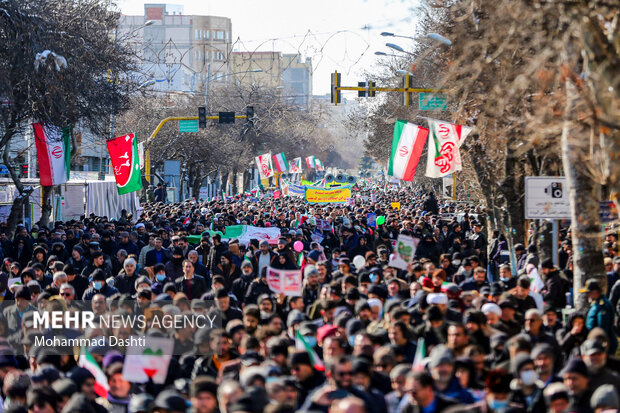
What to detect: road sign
<box><xmin>525</xmin><ymin>177</ymin><xmax>571</xmax><ymax>219</ymax></box>
<box><xmin>419</xmin><ymin>93</ymin><xmax>448</xmax><ymax>110</ymax></box>
<box><xmin>179</xmin><ymin>120</ymin><xmax>199</xmax><ymax>133</ymax></box>
<box><xmin>0</xmin><ymin>164</ymin><xmax>9</xmax><ymax>175</ymax></box>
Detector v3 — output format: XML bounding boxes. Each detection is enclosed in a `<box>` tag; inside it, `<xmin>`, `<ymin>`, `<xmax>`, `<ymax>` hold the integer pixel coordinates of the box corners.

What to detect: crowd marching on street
<box><xmin>0</xmin><ymin>186</ymin><xmax>618</xmax><ymax>413</ymax></box>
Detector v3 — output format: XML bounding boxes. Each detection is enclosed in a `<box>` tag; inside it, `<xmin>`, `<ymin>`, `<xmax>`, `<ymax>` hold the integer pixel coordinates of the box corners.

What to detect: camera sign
<box><xmin>525</xmin><ymin>177</ymin><xmax>571</xmax><ymax>219</ymax></box>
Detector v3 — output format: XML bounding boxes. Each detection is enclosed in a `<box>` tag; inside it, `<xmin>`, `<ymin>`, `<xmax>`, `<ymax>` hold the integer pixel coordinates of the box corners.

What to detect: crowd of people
<box><xmin>0</xmin><ymin>187</ymin><xmax>618</xmax><ymax>413</ymax></box>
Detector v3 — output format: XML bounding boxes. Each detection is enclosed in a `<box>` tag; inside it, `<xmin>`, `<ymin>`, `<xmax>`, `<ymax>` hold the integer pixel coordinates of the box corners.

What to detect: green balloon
<box><xmin>376</xmin><ymin>216</ymin><xmax>386</xmax><ymax>225</ymax></box>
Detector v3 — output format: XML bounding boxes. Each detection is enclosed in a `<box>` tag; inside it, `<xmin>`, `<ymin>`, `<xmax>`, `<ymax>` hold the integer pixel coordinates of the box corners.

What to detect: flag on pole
<box><xmin>295</xmin><ymin>329</ymin><xmax>325</xmax><ymax>371</ymax></box>
<box><xmin>412</xmin><ymin>337</ymin><xmax>427</xmax><ymax>371</ymax></box>
<box><xmin>107</xmin><ymin>133</ymin><xmax>143</xmax><ymax>195</ymax></box>
<box><xmin>315</xmin><ymin>158</ymin><xmax>325</xmax><ymax>172</ymax></box>
<box><xmin>388</xmin><ymin>120</ymin><xmax>428</xmax><ymax>182</ymax></box>
<box><xmin>32</xmin><ymin>123</ymin><xmax>70</xmax><ymax>186</ymax></box>
<box><xmin>289</xmin><ymin>157</ymin><xmax>302</xmax><ymax>173</ymax></box>
<box><xmin>305</xmin><ymin>156</ymin><xmax>316</xmax><ymax>168</ymax></box>
<box><xmin>255</xmin><ymin>153</ymin><xmax>274</xmax><ymax>179</ymax></box>
<box><xmin>272</xmin><ymin>153</ymin><xmax>288</xmax><ymax>173</ymax></box>
<box><xmin>425</xmin><ymin>119</ymin><xmax>472</xmax><ymax>178</ymax></box>
<box><xmin>79</xmin><ymin>346</ymin><xmax>109</xmax><ymax>398</ymax></box>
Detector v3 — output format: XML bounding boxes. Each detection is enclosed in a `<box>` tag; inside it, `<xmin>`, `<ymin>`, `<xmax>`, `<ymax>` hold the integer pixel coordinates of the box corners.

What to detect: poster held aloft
<box><xmin>266</xmin><ymin>267</ymin><xmax>302</xmax><ymax>296</ymax></box>
<box><xmin>388</xmin><ymin>235</ymin><xmax>419</xmax><ymax>270</ymax></box>
<box><xmin>121</xmin><ymin>336</ymin><xmax>174</xmax><ymax>384</ymax></box>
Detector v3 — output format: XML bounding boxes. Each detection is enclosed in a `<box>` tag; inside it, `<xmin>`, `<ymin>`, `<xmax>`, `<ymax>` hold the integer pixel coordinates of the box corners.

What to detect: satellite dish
<box><xmin>336</xmin><ymin>174</ymin><xmax>346</xmax><ymax>183</ymax></box>
<box><xmin>325</xmin><ymin>174</ymin><xmax>335</xmax><ymax>183</ymax></box>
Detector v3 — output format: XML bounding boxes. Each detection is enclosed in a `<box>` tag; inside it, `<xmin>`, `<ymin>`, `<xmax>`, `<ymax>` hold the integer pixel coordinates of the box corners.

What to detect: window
<box><xmin>195</xmin><ymin>29</ymin><xmax>200</xmax><ymax>40</ymax></box>
<box><xmin>205</xmin><ymin>51</ymin><xmax>210</xmax><ymax>61</ymax></box>
<box><xmin>214</xmin><ymin>51</ymin><xmax>224</xmax><ymax>60</ymax></box>
<box><xmin>214</xmin><ymin>30</ymin><xmax>225</xmax><ymax>40</ymax></box>
<box><xmin>204</xmin><ymin>30</ymin><xmax>210</xmax><ymax>40</ymax></box>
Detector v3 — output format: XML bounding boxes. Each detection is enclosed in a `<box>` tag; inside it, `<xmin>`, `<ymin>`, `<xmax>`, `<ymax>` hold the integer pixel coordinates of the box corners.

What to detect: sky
<box><xmin>115</xmin><ymin>0</ymin><xmax>419</xmax><ymax>95</ymax></box>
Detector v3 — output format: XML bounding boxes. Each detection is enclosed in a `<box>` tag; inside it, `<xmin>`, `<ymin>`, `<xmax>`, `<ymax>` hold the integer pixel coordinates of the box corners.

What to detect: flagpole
<box><xmin>453</xmin><ymin>172</ymin><xmax>457</xmax><ymax>201</ymax></box>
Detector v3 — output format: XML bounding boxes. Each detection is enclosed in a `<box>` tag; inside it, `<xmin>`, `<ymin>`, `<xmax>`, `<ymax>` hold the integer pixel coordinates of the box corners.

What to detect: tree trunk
<box><xmin>190</xmin><ymin>164</ymin><xmax>203</xmax><ymax>199</ymax></box>
<box><xmin>501</xmin><ymin>139</ymin><xmax>526</xmax><ymax>244</ymax></box>
<box><xmin>562</xmin><ymin>80</ymin><xmax>605</xmax><ymax>310</ymax></box>
<box><xmin>534</xmin><ymin>220</ymin><xmax>553</xmax><ymax>264</ymax></box>
<box><xmin>231</xmin><ymin>166</ymin><xmax>239</xmax><ymax>195</ymax></box>
<box><xmin>39</xmin><ymin>186</ymin><xmax>54</xmax><ymax>228</ymax></box>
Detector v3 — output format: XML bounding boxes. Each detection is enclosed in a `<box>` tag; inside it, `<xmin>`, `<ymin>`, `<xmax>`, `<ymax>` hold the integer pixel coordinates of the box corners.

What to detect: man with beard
<box><xmin>427</xmin><ymin>345</ymin><xmax>474</xmax><ymax>404</ymax></box>
<box><xmin>231</xmin><ymin>261</ymin><xmax>255</xmax><ymax>304</ymax></box>
<box><xmin>190</xmin><ymin>376</ymin><xmax>219</xmax><ymax>413</ymax></box>
<box><xmin>254</xmin><ymin>240</ymin><xmax>276</xmax><ymax>276</ymax></box>
<box><xmin>580</xmin><ymin>339</ymin><xmax>620</xmax><ymax>396</ymax></box>
<box><xmin>560</xmin><ymin>358</ymin><xmax>593</xmax><ymax>413</ymax></box>
<box><xmin>302</xmin><ymin>265</ymin><xmax>321</xmax><ymax>310</ymax></box>
<box><xmin>145</xmin><ymin>237</ymin><xmax>170</xmax><ymax>267</ymax></box>
<box><xmin>582</xmin><ymin>279</ymin><xmax>618</xmax><ymax>355</ymax></box>
<box><xmin>301</xmin><ymin>356</ymin><xmax>375</xmax><ymax>412</ymax></box>
<box><xmin>175</xmin><ymin>259</ymin><xmax>207</xmax><ymax>300</ymax></box>
<box><xmin>290</xmin><ymin>350</ymin><xmax>325</xmax><ymax>407</ymax></box>
<box><xmin>244</xmin><ymin>266</ymin><xmax>271</xmax><ymax>306</ymax></box>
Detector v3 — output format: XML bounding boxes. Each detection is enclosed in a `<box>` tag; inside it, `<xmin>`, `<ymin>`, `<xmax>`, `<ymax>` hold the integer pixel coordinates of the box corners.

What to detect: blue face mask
<box><xmin>369</xmin><ymin>273</ymin><xmax>377</xmax><ymax>283</ymax></box>
<box><xmin>489</xmin><ymin>399</ymin><xmax>508</xmax><ymax>411</ymax></box>
<box><xmin>348</xmin><ymin>336</ymin><xmax>356</xmax><ymax>347</ymax></box>
<box><xmin>304</xmin><ymin>336</ymin><xmax>317</xmax><ymax>348</ymax></box>
<box><xmin>93</xmin><ymin>281</ymin><xmax>103</xmax><ymax>290</ymax></box>
<box><xmin>156</xmin><ymin>274</ymin><xmax>166</xmax><ymax>282</ymax></box>
<box><xmin>500</xmin><ymin>276</ymin><xmax>510</xmax><ymax>282</ymax></box>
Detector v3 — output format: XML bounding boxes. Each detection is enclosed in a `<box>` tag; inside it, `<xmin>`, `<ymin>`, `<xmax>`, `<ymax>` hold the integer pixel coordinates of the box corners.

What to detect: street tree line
<box><xmin>354</xmin><ymin>0</ymin><xmax>619</xmax><ymax>308</ymax></box>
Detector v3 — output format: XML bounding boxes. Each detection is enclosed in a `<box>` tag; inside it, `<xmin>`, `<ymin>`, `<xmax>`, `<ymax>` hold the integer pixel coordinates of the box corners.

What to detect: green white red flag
<box><xmin>255</xmin><ymin>153</ymin><xmax>274</xmax><ymax>179</ymax></box>
<box><xmin>315</xmin><ymin>158</ymin><xmax>325</xmax><ymax>172</ymax></box>
<box><xmin>79</xmin><ymin>346</ymin><xmax>109</xmax><ymax>398</ymax></box>
<box><xmin>388</xmin><ymin>119</ymin><xmax>429</xmax><ymax>181</ymax></box>
<box><xmin>107</xmin><ymin>133</ymin><xmax>143</xmax><ymax>195</ymax></box>
<box><xmin>412</xmin><ymin>337</ymin><xmax>427</xmax><ymax>371</ymax></box>
<box><xmin>273</xmin><ymin>152</ymin><xmax>288</xmax><ymax>173</ymax></box>
<box><xmin>305</xmin><ymin>156</ymin><xmax>316</xmax><ymax>168</ymax></box>
<box><xmin>425</xmin><ymin>119</ymin><xmax>472</xmax><ymax>178</ymax></box>
<box><xmin>295</xmin><ymin>329</ymin><xmax>325</xmax><ymax>371</ymax></box>
<box><xmin>32</xmin><ymin>123</ymin><xmax>71</xmax><ymax>186</ymax></box>
<box><xmin>289</xmin><ymin>157</ymin><xmax>302</xmax><ymax>173</ymax></box>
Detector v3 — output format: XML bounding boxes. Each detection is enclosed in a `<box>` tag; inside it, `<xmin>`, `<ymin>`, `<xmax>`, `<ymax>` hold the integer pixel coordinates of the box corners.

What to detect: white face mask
<box><xmin>520</xmin><ymin>370</ymin><xmax>537</xmax><ymax>386</ymax></box>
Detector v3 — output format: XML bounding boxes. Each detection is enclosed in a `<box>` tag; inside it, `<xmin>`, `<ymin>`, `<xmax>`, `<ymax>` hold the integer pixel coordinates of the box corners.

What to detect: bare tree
<box><xmin>0</xmin><ymin>0</ymin><xmax>137</xmax><ymax>235</ymax></box>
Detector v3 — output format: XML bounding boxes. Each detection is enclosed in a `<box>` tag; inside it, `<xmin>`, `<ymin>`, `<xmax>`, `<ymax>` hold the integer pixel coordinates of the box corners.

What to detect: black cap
<box><xmin>579</xmin><ymin>279</ymin><xmax>602</xmax><ymax>293</ymax></box>
<box><xmin>289</xmin><ymin>351</ymin><xmax>312</xmax><ymax>367</ymax></box>
<box><xmin>152</xmin><ymin>389</ymin><xmax>188</xmax><ymax>411</ymax></box>
<box><xmin>560</xmin><ymin>357</ymin><xmax>588</xmax><ymax>377</ymax></box>
<box><xmin>541</xmin><ymin>258</ymin><xmax>554</xmax><ymax>269</ymax></box>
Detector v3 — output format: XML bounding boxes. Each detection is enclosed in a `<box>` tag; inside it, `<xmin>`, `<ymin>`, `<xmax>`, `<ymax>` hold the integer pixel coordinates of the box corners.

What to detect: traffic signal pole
<box><xmin>147</xmin><ymin>114</ymin><xmax>248</xmax><ymax>142</ymax></box>
<box><xmin>330</xmin><ymin>70</ymin><xmax>444</xmax><ymax>106</ymax></box>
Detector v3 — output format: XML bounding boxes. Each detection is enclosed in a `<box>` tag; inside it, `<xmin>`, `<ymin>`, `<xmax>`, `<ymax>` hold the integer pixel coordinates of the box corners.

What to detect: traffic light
<box><xmin>401</xmin><ymin>72</ymin><xmax>413</xmax><ymax>106</ymax></box>
<box><xmin>218</xmin><ymin>112</ymin><xmax>235</xmax><ymax>124</ymax></box>
<box><xmin>246</xmin><ymin>106</ymin><xmax>254</xmax><ymax>121</ymax></box>
<box><xmin>21</xmin><ymin>164</ymin><xmax>28</xmax><ymax>177</ymax></box>
<box><xmin>331</xmin><ymin>71</ymin><xmax>341</xmax><ymax>105</ymax></box>
<box><xmin>358</xmin><ymin>82</ymin><xmax>366</xmax><ymax>98</ymax></box>
<box><xmin>198</xmin><ymin>107</ymin><xmax>206</xmax><ymax>128</ymax></box>
<box><xmin>358</xmin><ymin>81</ymin><xmax>376</xmax><ymax>98</ymax></box>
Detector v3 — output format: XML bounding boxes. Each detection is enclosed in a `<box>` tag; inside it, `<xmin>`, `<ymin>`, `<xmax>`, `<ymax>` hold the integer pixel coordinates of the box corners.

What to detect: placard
<box><xmin>366</xmin><ymin>213</ymin><xmax>377</xmax><ymax>228</ymax></box>
<box><xmin>305</xmin><ymin>186</ymin><xmax>352</xmax><ymax>204</ymax></box>
<box><xmin>266</xmin><ymin>267</ymin><xmax>302</xmax><ymax>296</ymax></box>
<box><xmin>391</xmin><ymin>202</ymin><xmax>401</xmax><ymax>210</ymax></box>
<box><xmin>388</xmin><ymin>235</ymin><xmax>418</xmax><ymax>270</ymax></box>
<box><xmin>122</xmin><ymin>336</ymin><xmax>173</xmax><ymax>384</ymax></box>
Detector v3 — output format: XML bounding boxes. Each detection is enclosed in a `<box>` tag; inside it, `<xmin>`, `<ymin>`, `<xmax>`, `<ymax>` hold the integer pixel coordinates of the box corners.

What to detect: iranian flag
<box><xmin>255</xmin><ymin>153</ymin><xmax>274</xmax><ymax>179</ymax></box>
<box><xmin>305</xmin><ymin>156</ymin><xmax>316</xmax><ymax>168</ymax></box>
<box><xmin>289</xmin><ymin>157</ymin><xmax>302</xmax><ymax>173</ymax></box>
<box><xmin>32</xmin><ymin>123</ymin><xmax>70</xmax><ymax>186</ymax></box>
<box><xmin>388</xmin><ymin>120</ymin><xmax>429</xmax><ymax>182</ymax></box>
<box><xmin>107</xmin><ymin>133</ymin><xmax>143</xmax><ymax>195</ymax></box>
<box><xmin>315</xmin><ymin>159</ymin><xmax>325</xmax><ymax>172</ymax></box>
<box><xmin>295</xmin><ymin>329</ymin><xmax>324</xmax><ymax>371</ymax></box>
<box><xmin>412</xmin><ymin>337</ymin><xmax>427</xmax><ymax>371</ymax></box>
<box><xmin>272</xmin><ymin>152</ymin><xmax>288</xmax><ymax>173</ymax></box>
<box><xmin>425</xmin><ymin>119</ymin><xmax>472</xmax><ymax>178</ymax></box>
<box><xmin>79</xmin><ymin>346</ymin><xmax>109</xmax><ymax>398</ymax></box>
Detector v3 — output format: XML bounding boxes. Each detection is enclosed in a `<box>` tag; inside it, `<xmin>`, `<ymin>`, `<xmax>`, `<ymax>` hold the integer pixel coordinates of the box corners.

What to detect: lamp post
<box><xmin>382</xmin><ymin>31</ymin><xmax>452</xmax><ymax>46</ymax></box>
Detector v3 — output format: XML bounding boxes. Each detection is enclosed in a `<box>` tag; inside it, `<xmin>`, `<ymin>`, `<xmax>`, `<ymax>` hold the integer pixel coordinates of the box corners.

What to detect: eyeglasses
<box><xmin>61</xmin><ymin>293</ymin><xmax>72</xmax><ymax>297</ymax></box>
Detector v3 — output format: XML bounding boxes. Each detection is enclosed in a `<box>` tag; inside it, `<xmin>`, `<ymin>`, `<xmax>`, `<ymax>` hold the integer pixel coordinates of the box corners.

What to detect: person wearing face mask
<box><xmin>580</xmin><ymin>339</ymin><xmax>620</xmax><ymax>397</ymax></box>
<box><xmin>152</xmin><ymin>263</ymin><xmax>169</xmax><ymax>285</ymax></box>
<box><xmin>508</xmin><ymin>354</ymin><xmax>546</xmax><ymax>413</ymax></box>
<box><xmin>498</xmin><ymin>264</ymin><xmax>516</xmax><ymax>290</ymax></box>
<box><xmin>165</xmin><ymin>247</ymin><xmax>185</xmax><ymax>281</ymax></box>
<box><xmin>82</xmin><ymin>269</ymin><xmax>118</xmax><ymax>300</ymax></box>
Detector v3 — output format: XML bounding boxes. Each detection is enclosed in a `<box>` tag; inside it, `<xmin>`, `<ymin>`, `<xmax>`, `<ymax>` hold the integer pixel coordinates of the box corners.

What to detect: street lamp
<box><xmin>137</xmin><ymin>79</ymin><xmax>156</xmax><ymax>89</ymax></box>
<box><xmin>396</xmin><ymin>70</ymin><xmax>413</xmax><ymax>76</ymax></box>
<box><xmin>380</xmin><ymin>32</ymin><xmax>415</xmax><ymax>40</ymax></box>
<box><xmin>374</xmin><ymin>51</ymin><xmax>399</xmax><ymax>57</ymax></box>
<box><xmin>382</xmin><ymin>31</ymin><xmax>452</xmax><ymax>46</ymax></box>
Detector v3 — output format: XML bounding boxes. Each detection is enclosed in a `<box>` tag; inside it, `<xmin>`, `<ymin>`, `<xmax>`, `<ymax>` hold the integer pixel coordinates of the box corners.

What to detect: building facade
<box><xmin>118</xmin><ymin>3</ymin><xmax>232</xmax><ymax>92</ymax></box>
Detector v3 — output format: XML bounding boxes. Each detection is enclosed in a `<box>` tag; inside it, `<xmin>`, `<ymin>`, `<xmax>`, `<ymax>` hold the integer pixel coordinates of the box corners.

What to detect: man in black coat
<box><xmin>174</xmin><ymin>259</ymin><xmax>207</xmax><ymax>300</ymax></box>
<box><xmin>540</xmin><ymin>258</ymin><xmax>567</xmax><ymax>310</ymax></box>
<box><xmin>401</xmin><ymin>371</ymin><xmax>460</xmax><ymax>413</ymax></box>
